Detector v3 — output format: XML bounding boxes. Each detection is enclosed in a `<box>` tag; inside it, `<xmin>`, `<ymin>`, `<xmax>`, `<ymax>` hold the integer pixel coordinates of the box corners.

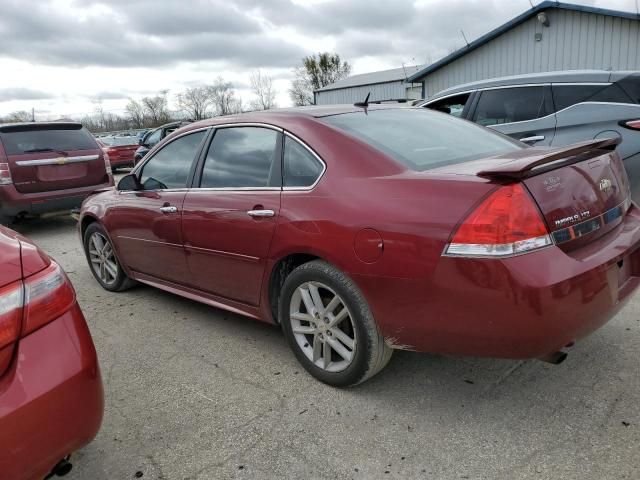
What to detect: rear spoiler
<box><xmin>477</xmin><ymin>137</ymin><xmax>621</xmax><ymax>180</ymax></box>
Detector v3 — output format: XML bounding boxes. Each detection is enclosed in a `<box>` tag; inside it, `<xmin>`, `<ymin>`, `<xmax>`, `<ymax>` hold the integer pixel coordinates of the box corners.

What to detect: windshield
<box><xmin>321</xmin><ymin>109</ymin><xmax>521</xmax><ymax>171</ymax></box>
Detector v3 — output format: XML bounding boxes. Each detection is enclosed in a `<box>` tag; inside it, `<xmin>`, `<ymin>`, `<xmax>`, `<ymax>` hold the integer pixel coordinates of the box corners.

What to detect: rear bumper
<box><xmin>0</xmin><ymin>303</ymin><xmax>104</xmax><ymax>480</ymax></box>
<box><xmin>0</xmin><ymin>180</ymin><xmax>113</xmax><ymax>217</ymax></box>
<box><xmin>355</xmin><ymin>206</ymin><xmax>640</xmax><ymax>358</ymax></box>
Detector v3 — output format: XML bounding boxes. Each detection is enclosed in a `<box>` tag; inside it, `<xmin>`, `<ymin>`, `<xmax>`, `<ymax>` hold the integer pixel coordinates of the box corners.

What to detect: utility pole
<box><xmin>31</xmin><ymin>108</ymin><xmax>35</xmax><ymax>122</ymax></box>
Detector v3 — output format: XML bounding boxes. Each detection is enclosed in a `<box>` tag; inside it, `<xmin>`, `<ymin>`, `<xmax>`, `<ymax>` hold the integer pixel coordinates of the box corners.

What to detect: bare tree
<box><xmin>211</xmin><ymin>77</ymin><xmax>240</xmax><ymax>116</ymax></box>
<box><xmin>176</xmin><ymin>86</ymin><xmax>216</xmax><ymax>120</ymax></box>
<box><xmin>5</xmin><ymin>110</ymin><xmax>32</xmax><ymax>123</ymax></box>
<box><xmin>289</xmin><ymin>67</ymin><xmax>314</xmax><ymax>106</ymax></box>
<box><xmin>142</xmin><ymin>90</ymin><xmax>170</xmax><ymax>126</ymax></box>
<box><xmin>249</xmin><ymin>70</ymin><xmax>277</xmax><ymax>110</ymax></box>
<box><xmin>125</xmin><ymin>98</ymin><xmax>146</xmax><ymax>128</ymax></box>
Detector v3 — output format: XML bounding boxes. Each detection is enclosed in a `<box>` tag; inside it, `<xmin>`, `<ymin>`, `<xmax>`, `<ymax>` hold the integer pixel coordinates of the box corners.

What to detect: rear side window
<box><xmin>200</xmin><ymin>127</ymin><xmax>280</xmax><ymax>188</ymax></box>
<box><xmin>618</xmin><ymin>74</ymin><xmax>640</xmax><ymax>104</ymax></box>
<box><xmin>425</xmin><ymin>93</ymin><xmax>470</xmax><ymax>117</ymax></box>
<box><xmin>552</xmin><ymin>83</ymin><xmax>632</xmax><ymax>111</ymax></box>
<box><xmin>473</xmin><ymin>87</ymin><xmax>548</xmax><ymax>126</ymax></box>
<box><xmin>139</xmin><ymin>130</ymin><xmax>206</xmax><ymax>190</ymax></box>
<box><xmin>283</xmin><ymin>136</ymin><xmax>324</xmax><ymax>187</ymax></box>
<box><xmin>322</xmin><ymin>109</ymin><xmax>520</xmax><ymax>171</ymax></box>
<box><xmin>0</xmin><ymin>126</ymin><xmax>97</xmax><ymax>155</ymax></box>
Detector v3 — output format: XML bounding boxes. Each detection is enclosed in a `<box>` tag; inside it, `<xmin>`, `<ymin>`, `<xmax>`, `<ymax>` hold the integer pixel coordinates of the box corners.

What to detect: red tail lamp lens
<box><xmin>446</xmin><ymin>183</ymin><xmax>551</xmax><ymax>257</ymax></box>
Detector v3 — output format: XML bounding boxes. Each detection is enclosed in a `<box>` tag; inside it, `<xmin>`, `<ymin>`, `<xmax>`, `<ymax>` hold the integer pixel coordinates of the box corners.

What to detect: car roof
<box><xmin>0</xmin><ymin>121</ymin><xmax>83</xmax><ymax>132</ymax></box>
<box><xmin>184</xmin><ymin>104</ymin><xmax>410</xmax><ymax>130</ymax></box>
<box><xmin>425</xmin><ymin>70</ymin><xmax>639</xmax><ymax>102</ymax></box>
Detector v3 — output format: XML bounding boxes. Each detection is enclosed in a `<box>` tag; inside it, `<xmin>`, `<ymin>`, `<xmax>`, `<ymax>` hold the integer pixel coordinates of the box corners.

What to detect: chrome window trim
<box><xmin>16</xmin><ymin>154</ymin><xmax>99</xmax><ymax>167</ymax></box>
<box><xmin>282</xmin><ymin>131</ymin><xmax>327</xmax><ymax>192</ymax></box>
<box><xmin>485</xmin><ymin>101</ymin><xmax>638</xmax><ymax>129</ymax></box>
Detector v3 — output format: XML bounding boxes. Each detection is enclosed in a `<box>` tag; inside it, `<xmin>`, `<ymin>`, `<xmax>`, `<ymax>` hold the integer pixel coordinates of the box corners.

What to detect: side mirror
<box><xmin>117</xmin><ymin>173</ymin><xmax>141</xmax><ymax>191</ymax></box>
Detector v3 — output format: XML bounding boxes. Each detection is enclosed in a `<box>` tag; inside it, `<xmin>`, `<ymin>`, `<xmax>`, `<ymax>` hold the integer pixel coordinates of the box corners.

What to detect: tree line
<box><xmin>1</xmin><ymin>53</ymin><xmax>351</xmax><ymax>132</ymax></box>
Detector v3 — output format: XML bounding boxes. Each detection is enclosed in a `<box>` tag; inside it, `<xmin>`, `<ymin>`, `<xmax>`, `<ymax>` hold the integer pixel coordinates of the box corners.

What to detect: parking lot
<box><xmin>9</xmin><ymin>180</ymin><xmax>638</xmax><ymax>480</ymax></box>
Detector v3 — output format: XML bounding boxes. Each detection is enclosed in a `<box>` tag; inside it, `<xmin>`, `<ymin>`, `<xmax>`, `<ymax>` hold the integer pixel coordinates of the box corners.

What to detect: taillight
<box><xmin>0</xmin><ymin>163</ymin><xmax>13</xmax><ymax>185</ymax></box>
<box><xmin>445</xmin><ymin>183</ymin><xmax>552</xmax><ymax>257</ymax></box>
<box><xmin>103</xmin><ymin>151</ymin><xmax>113</xmax><ymax>175</ymax></box>
<box><xmin>620</xmin><ymin>119</ymin><xmax>640</xmax><ymax>130</ymax></box>
<box><xmin>22</xmin><ymin>262</ymin><xmax>75</xmax><ymax>336</ymax></box>
<box><xmin>0</xmin><ymin>281</ymin><xmax>22</xmax><ymax>350</ymax></box>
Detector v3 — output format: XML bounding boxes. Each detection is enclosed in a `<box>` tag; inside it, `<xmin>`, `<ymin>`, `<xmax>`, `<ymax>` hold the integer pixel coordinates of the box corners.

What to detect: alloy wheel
<box><xmin>289</xmin><ymin>281</ymin><xmax>357</xmax><ymax>372</ymax></box>
<box><xmin>88</xmin><ymin>232</ymin><xmax>118</xmax><ymax>286</ymax></box>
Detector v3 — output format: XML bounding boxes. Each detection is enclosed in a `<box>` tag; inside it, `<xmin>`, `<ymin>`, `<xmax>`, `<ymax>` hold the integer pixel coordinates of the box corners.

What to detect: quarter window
<box><xmin>283</xmin><ymin>136</ymin><xmax>323</xmax><ymax>187</ymax></box>
<box><xmin>425</xmin><ymin>93</ymin><xmax>470</xmax><ymax>118</ymax></box>
<box><xmin>473</xmin><ymin>87</ymin><xmax>548</xmax><ymax>126</ymax></box>
<box><xmin>552</xmin><ymin>84</ymin><xmax>632</xmax><ymax>111</ymax></box>
<box><xmin>139</xmin><ymin>130</ymin><xmax>205</xmax><ymax>190</ymax></box>
<box><xmin>200</xmin><ymin>127</ymin><xmax>280</xmax><ymax>188</ymax></box>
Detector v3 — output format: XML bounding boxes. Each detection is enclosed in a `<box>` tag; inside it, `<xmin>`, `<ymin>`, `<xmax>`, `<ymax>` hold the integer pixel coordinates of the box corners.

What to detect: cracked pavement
<box><xmin>13</xmin><ymin>204</ymin><xmax>640</xmax><ymax>480</ymax></box>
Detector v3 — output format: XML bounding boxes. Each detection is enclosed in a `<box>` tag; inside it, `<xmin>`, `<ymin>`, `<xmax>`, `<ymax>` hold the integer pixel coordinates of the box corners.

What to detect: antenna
<box><xmin>528</xmin><ymin>0</ymin><xmax>534</xmax><ymax>8</ymax></box>
<box><xmin>460</xmin><ymin>30</ymin><xmax>470</xmax><ymax>47</ymax></box>
<box><xmin>354</xmin><ymin>92</ymin><xmax>370</xmax><ymax>109</ymax></box>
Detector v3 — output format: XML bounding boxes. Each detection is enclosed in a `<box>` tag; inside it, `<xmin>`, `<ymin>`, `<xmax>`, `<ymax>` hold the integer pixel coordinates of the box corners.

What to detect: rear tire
<box><xmin>83</xmin><ymin>223</ymin><xmax>136</xmax><ymax>292</ymax></box>
<box><xmin>279</xmin><ymin>260</ymin><xmax>393</xmax><ymax>387</ymax></box>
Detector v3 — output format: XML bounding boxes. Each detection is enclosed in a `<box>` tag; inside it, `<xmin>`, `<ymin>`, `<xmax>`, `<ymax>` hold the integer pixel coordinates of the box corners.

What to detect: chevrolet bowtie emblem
<box><xmin>56</xmin><ymin>157</ymin><xmax>67</xmax><ymax>165</ymax></box>
<box><xmin>599</xmin><ymin>178</ymin><xmax>612</xmax><ymax>192</ymax></box>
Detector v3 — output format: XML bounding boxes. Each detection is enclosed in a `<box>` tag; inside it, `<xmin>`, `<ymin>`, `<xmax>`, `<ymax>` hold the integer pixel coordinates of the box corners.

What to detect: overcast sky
<box><xmin>0</xmin><ymin>0</ymin><xmax>635</xmax><ymax>119</ymax></box>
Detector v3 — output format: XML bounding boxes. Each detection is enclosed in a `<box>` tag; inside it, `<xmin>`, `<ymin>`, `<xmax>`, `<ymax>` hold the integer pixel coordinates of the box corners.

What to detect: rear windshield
<box><xmin>321</xmin><ymin>109</ymin><xmax>521</xmax><ymax>171</ymax></box>
<box><xmin>0</xmin><ymin>126</ymin><xmax>98</xmax><ymax>155</ymax></box>
<box><xmin>102</xmin><ymin>136</ymin><xmax>137</xmax><ymax>146</ymax></box>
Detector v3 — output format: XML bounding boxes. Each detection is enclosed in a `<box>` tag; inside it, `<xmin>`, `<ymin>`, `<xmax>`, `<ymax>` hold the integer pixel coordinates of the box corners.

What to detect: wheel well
<box><xmin>269</xmin><ymin>253</ymin><xmax>319</xmax><ymax>323</ymax></box>
<box><xmin>80</xmin><ymin>215</ymin><xmax>98</xmax><ymax>239</ymax></box>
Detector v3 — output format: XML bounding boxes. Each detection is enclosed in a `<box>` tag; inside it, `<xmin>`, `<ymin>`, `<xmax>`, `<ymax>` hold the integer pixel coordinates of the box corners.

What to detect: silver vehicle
<box><xmin>419</xmin><ymin>70</ymin><xmax>640</xmax><ymax>200</ymax></box>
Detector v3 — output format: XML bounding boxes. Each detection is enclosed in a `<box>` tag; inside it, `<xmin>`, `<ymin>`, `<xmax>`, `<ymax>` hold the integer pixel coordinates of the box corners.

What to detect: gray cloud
<box><xmin>0</xmin><ymin>88</ymin><xmax>54</xmax><ymax>102</ymax></box>
<box><xmin>0</xmin><ymin>0</ymin><xmax>304</xmax><ymax>68</ymax></box>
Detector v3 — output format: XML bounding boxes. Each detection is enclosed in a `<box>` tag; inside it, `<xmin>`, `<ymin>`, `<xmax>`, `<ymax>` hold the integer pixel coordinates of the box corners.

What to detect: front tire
<box><xmin>83</xmin><ymin>223</ymin><xmax>135</xmax><ymax>292</ymax></box>
<box><xmin>279</xmin><ymin>260</ymin><xmax>393</xmax><ymax>387</ymax></box>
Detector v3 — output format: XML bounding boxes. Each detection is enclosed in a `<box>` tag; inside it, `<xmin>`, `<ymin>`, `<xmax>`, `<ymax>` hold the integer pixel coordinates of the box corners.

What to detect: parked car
<box><xmin>98</xmin><ymin>136</ymin><xmax>138</xmax><ymax>171</ymax></box>
<box><xmin>0</xmin><ymin>225</ymin><xmax>103</xmax><ymax>479</ymax></box>
<box><xmin>0</xmin><ymin>122</ymin><xmax>114</xmax><ymax>225</ymax></box>
<box><xmin>79</xmin><ymin>106</ymin><xmax>640</xmax><ymax>387</ymax></box>
<box><xmin>134</xmin><ymin>121</ymin><xmax>191</xmax><ymax>164</ymax></box>
<box><xmin>419</xmin><ymin>70</ymin><xmax>640</xmax><ymax>201</ymax></box>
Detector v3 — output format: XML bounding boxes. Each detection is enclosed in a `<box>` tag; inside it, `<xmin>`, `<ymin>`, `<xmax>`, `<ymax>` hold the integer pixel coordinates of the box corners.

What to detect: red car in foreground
<box><xmin>0</xmin><ymin>226</ymin><xmax>103</xmax><ymax>479</ymax></box>
<box><xmin>79</xmin><ymin>106</ymin><xmax>640</xmax><ymax>386</ymax></box>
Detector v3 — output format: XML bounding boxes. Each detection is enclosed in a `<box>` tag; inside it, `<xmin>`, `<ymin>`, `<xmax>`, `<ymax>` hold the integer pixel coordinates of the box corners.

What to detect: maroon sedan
<box><xmin>0</xmin><ymin>226</ymin><xmax>103</xmax><ymax>479</ymax></box>
<box><xmin>78</xmin><ymin>106</ymin><xmax>640</xmax><ymax>386</ymax></box>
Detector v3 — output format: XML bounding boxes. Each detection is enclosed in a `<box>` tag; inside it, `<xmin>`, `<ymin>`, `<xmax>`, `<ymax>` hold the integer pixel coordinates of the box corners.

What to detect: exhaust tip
<box><xmin>48</xmin><ymin>457</ymin><xmax>73</xmax><ymax>478</ymax></box>
<box><xmin>539</xmin><ymin>350</ymin><xmax>568</xmax><ymax>365</ymax></box>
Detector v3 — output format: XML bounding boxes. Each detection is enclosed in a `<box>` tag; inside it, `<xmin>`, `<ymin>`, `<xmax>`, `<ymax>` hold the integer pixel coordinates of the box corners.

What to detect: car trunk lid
<box><xmin>475</xmin><ymin>138</ymin><xmax>631</xmax><ymax>250</ymax></box>
<box><xmin>0</xmin><ymin>123</ymin><xmax>108</xmax><ymax>193</ymax></box>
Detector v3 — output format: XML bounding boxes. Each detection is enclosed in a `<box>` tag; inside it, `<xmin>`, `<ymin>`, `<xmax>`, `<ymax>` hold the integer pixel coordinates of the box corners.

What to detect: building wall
<box><xmin>423</xmin><ymin>9</ymin><xmax>640</xmax><ymax>97</ymax></box>
<box><xmin>315</xmin><ymin>81</ymin><xmax>414</xmax><ymax>105</ymax></box>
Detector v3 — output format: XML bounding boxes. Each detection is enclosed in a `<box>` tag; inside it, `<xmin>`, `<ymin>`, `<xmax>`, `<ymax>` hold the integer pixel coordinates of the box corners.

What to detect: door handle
<box><xmin>519</xmin><ymin>135</ymin><xmax>545</xmax><ymax>143</ymax></box>
<box><xmin>247</xmin><ymin>209</ymin><xmax>275</xmax><ymax>218</ymax></box>
<box><xmin>159</xmin><ymin>206</ymin><xmax>178</xmax><ymax>214</ymax></box>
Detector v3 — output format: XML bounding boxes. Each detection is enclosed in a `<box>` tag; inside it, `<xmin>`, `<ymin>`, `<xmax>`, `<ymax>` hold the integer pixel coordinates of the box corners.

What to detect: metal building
<box><xmin>314</xmin><ymin>65</ymin><xmax>424</xmax><ymax>105</ymax></box>
<box><xmin>408</xmin><ymin>1</ymin><xmax>640</xmax><ymax>98</ymax></box>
